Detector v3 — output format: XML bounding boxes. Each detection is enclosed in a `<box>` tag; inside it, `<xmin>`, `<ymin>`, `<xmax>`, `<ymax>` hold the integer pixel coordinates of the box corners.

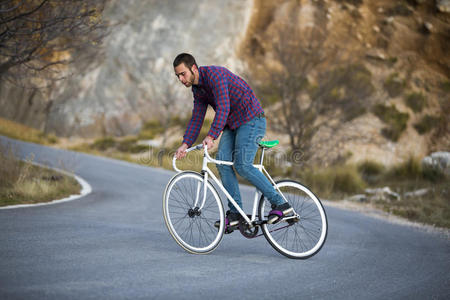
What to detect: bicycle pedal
<box><xmin>225</xmin><ymin>226</ymin><xmax>238</xmax><ymax>234</ymax></box>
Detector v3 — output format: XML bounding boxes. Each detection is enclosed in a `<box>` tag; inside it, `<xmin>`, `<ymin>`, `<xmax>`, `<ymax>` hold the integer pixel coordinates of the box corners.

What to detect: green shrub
<box><xmin>129</xmin><ymin>144</ymin><xmax>149</xmax><ymax>153</ymax></box>
<box><xmin>422</xmin><ymin>165</ymin><xmax>446</xmax><ymax>183</ymax></box>
<box><xmin>349</xmin><ymin>8</ymin><xmax>362</xmax><ymax>19</ymax></box>
<box><xmin>385</xmin><ymin>3</ymin><xmax>413</xmax><ymax>16</ymax></box>
<box><xmin>373</xmin><ymin>104</ymin><xmax>409</xmax><ymax>141</ymax></box>
<box><xmin>357</xmin><ymin>160</ymin><xmax>385</xmax><ymax>184</ymax></box>
<box><xmin>405</xmin><ymin>92</ymin><xmax>427</xmax><ymax>113</ymax></box>
<box><xmin>299</xmin><ymin>168</ymin><xmax>335</xmax><ymax>198</ymax></box>
<box><xmin>358</xmin><ymin>160</ymin><xmax>385</xmax><ymax>176</ymax></box>
<box><xmin>333</xmin><ymin>166</ymin><xmax>367</xmax><ymax>194</ymax></box>
<box><xmin>300</xmin><ymin>165</ymin><xmax>366</xmax><ymax>197</ymax></box>
<box><xmin>46</xmin><ymin>134</ymin><xmax>58</xmax><ymax>144</ymax></box>
<box><xmin>380</xmin><ymin>156</ymin><xmax>446</xmax><ymax>183</ymax></box>
<box><xmin>440</xmin><ymin>81</ymin><xmax>450</xmax><ymax>93</ymax></box>
<box><xmin>139</xmin><ymin>120</ymin><xmax>165</xmax><ymax>140</ymax></box>
<box><xmin>387</xmin><ymin>57</ymin><xmax>398</xmax><ymax>66</ymax></box>
<box><xmin>414</xmin><ymin>115</ymin><xmax>441</xmax><ymax>134</ymax></box>
<box><xmin>91</xmin><ymin>137</ymin><xmax>116</xmax><ymax>151</ymax></box>
<box><xmin>384</xmin><ymin>73</ymin><xmax>405</xmax><ymax>97</ymax></box>
<box><xmin>117</xmin><ymin>137</ymin><xmax>138</xmax><ymax>152</ymax></box>
<box><xmin>386</xmin><ymin>156</ymin><xmax>422</xmax><ymax>180</ymax></box>
<box><xmin>317</xmin><ymin>64</ymin><xmax>373</xmax><ymax>121</ymax></box>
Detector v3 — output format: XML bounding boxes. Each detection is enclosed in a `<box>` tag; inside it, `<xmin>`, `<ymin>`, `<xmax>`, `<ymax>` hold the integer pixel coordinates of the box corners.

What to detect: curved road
<box><xmin>0</xmin><ymin>136</ymin><xmax>449</xmax><ymax>299</ymax></box>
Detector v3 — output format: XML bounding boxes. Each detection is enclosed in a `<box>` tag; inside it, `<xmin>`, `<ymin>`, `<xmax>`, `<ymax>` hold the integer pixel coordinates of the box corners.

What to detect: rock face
<box><xmin>0</xmin><ymin>0</ymin><xmax>253</xmax><ymax>137</ymax></box>
<box><xmin>0</xmin><ymin>0</ymin><xmax>448</xmax><ymax>170</ymax></box>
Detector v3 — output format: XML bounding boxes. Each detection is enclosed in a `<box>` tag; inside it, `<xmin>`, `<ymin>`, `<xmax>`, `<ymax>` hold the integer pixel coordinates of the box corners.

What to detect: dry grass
<box><xmin>0</xmin><ymin>143</ymin><xmax>80</xmax><ymax>207</ymax></box>
<box><xmin>265</xmin><ymin>155</ymin><xmax>449</xmax><ymax>228</ymax></box>
<box><xmin>359</xmin><ymin>157</ymin><xmax>449</xmax><ymax>228</ymax></box>
<box><xmin>0</xmin><ymin>117</ymin><xmax>58</xmax><ymax>145</ymax></box>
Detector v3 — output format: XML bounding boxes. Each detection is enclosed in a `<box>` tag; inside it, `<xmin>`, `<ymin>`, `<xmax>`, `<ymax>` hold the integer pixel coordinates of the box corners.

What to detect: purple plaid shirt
<box><xmin>182</xmin><ymin>66</ymin><xmax>264</xmax><ymax>146</ymax></box>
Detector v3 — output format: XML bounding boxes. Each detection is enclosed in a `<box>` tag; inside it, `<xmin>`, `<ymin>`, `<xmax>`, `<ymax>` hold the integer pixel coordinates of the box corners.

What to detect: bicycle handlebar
<box><xmin>172</xmin><ymin>144</ymin><xmax>203</xmax><ymax>173</ymax></box>
<box><xmin>172</xmin><ymin>143</ymin><xmax>232</xmax><ymax>173</ymax></box>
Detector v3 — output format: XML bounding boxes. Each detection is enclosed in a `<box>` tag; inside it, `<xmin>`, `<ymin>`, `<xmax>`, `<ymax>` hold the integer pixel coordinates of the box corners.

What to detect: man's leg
<box><xmin>234</xmin><ymin>117</ymin><xmax>284</xmax><ymax>207</ymax></box>
<box><xmin>216</xmin><ymin>128</ymin><xmax>242</xmax><ymax>213</ymax></box>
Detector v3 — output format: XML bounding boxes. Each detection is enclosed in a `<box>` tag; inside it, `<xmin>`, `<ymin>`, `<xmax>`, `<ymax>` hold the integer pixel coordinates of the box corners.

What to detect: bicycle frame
<box><xmin>173</xmin><ymin>144</ymin><xmax>289</xmax><ymax>226</ymax></box>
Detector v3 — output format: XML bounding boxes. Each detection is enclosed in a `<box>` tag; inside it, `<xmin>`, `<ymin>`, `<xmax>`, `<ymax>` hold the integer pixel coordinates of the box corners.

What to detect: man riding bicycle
<box><xmin>173</xmin><ymin>53</ymin><xmax>292</xmax><ymax>231</ymax></box>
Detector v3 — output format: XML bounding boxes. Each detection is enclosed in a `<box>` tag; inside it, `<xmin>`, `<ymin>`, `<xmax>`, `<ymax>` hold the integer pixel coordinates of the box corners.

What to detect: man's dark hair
<box><xmin>173</xmin><ymin>53</ymin><xmax>198</xmax><ymax>69</ymax></box>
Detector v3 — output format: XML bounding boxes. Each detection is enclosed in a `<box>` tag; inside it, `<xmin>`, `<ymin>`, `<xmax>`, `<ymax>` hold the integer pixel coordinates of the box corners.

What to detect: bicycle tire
<box><xmin>258</xmin><ymin>180</ymin><xmax>328</xmax><ymax>259</ymax></box>
<box><xmin>163</xmin><ymin>171</ymin><xmax>225</xmax><ymax>254</ymax></box>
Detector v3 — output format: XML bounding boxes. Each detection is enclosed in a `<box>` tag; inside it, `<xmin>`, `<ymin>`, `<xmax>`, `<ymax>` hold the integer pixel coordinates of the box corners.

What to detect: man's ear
<box><xmin>192</xmin><ymin>64</ymin><xmax>198</xmax><ymax>72</ymax></box>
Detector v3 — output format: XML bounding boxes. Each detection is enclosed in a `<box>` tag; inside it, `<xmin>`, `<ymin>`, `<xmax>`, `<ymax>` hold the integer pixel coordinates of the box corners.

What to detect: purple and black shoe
<box><xmin>268</xmin><ymin>202</ymin><xmax>293</xmax><ymax>224</ymax></box>
<box><xmin>214</xmin><ymin>211</ymin><xmax>240</xmax><ymax>233</ymax></box>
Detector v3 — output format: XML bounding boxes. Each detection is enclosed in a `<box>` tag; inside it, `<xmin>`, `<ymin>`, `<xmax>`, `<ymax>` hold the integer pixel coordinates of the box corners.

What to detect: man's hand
<box><xmin>202</xmin><ymin>135</ymin><xmax>215</xmax><ymax>150</ymax></box>
<box><xmin>175</xmin><ymin>143</ymin><xmax>189</xmax><ymax>159</ymax></box>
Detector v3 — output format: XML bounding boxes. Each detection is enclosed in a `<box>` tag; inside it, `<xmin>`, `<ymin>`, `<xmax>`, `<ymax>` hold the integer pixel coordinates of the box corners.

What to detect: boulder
<box><xmin>422</xmin><ymin>152</ymin><xmax>450</xmax><ymax>176</ymax></box>
<box><xmin>365</xmin><ymin>187</ymin><xmax>401</xmax><ymax>202</ymax></box>
<box><xmin>366</xmin><ymin>49</ymin><xmax>386</xmax><ymax>61</ymax></box>
<box><xmin>437</xmin><ymin>0</ymin><xmax>450</xmax><ymax>13</ymax></box>
<box><xmin>420</xmin><ymin>22</ymin><xmax>433</xmax><ymax>34</ymax></box>
<box><xmin>404</xmin><ymin>188</ymin><xmax>429</xmax><ymax>198</ymax></box>
<box><xmin>347</xmin><ymin>194</ymin><xmax>368</xmax><ymax>202</ymax></box>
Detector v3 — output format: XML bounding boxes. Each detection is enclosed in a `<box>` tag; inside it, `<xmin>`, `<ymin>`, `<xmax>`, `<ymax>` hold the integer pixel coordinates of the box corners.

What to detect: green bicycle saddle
<box><xmin>259</xmin><ymin>140</ymin><xmax>279</xmax><ymax>148</ymax></box>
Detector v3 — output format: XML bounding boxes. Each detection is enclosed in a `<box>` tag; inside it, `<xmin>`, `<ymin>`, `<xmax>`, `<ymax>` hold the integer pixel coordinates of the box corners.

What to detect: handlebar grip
<box><xmin>173</xmin><ymin>144</ymin><xmax>204</xmax><ymax>173</ymax></box>
<box><xmin>186</xmin><ymin>143</ymin><xmax>204</xmax><ymax>153</ymax></box>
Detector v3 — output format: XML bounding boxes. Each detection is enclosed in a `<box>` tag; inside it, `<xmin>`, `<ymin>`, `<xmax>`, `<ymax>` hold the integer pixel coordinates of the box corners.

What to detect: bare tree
<box><xmin>267</xmin><ymin>0</ymin><xmax>330</xmax><ymax>160</ymax></box>
<box><xmin>258</xmin><ymin>0</ymin><xmax>373</xmax><ymax>165</ymax></box>
<box><xmin>0</xmin><ymin>0</ymin><xmax>109</xmax><ymax>85</ymax></box>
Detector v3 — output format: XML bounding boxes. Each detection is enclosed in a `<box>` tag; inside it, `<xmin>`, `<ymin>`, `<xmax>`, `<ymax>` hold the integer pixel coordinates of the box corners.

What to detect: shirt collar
<box><xmin>195</xmin><ymin>66</ymin><xmax>205</xmax><ymax>88</ymax></box>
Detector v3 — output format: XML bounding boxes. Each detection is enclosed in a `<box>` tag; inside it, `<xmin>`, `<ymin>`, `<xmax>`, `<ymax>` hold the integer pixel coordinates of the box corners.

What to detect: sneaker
<box><xmin>214</xmin><ymin>211</ymin><xmax>240</xmax><ymax>233</ymax></box>
<box><xmin>267</xmin><ymin>202</ymin><xmax>293</xmax><ymax>224</ymax></box>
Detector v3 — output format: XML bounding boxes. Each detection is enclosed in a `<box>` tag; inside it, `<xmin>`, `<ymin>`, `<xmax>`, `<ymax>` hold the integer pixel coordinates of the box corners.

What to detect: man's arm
<box><xmin>208</xmin><ymin>75</ymin><xmax>230</xmax><ymax>140</ymax></box>
<box><xmin>182</xmin><ymin>97</ymin><xmax>207</xmax><ymax>147</ymax></box>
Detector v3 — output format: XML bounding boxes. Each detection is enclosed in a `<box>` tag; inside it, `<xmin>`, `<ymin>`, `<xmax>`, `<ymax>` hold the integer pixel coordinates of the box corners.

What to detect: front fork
<box><xmin>192</xmin><ymin>171</ymin><xmax>208</xmax><ymax>210</ymax></box>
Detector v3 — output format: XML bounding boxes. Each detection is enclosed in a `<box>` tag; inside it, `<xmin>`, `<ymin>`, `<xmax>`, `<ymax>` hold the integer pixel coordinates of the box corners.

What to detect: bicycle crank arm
<box><xmin>282</xmin><ymin>215</ymin><xmax>300</xmax><ymax>221</ymax></box>
<box><xmin>254</xmin><ymin>220</ymin><xmax>268</xmax><ymax>225</ymax></box>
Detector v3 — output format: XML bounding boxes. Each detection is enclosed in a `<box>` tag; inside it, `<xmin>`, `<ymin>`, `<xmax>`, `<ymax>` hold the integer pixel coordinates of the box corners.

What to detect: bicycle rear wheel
<box><xmin>163</xmin><ymin>171</ymin><xmax>225</xmax><ymax>254</ymax></box>
<box><xmin>259</xmin><ymin>180</ymin><xmax>328</xmax><ymax>259</ymax></box>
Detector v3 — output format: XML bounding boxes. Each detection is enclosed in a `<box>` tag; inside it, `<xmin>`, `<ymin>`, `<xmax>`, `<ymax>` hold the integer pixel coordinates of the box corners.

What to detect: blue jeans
<box><xmin>216</xmin><ymin>116</ymin><xmax>284</xmax><ymax>213</ymax></box>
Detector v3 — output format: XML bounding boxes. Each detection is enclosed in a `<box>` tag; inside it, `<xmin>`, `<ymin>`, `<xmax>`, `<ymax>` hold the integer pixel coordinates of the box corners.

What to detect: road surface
<box><xmin>0</xmin><ymin>136</ymin><xmax>449</xmax><ymax>299</ymax></box>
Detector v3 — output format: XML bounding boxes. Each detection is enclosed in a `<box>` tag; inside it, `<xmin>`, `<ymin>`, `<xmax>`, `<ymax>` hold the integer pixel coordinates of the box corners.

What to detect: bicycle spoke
<box><xmin>163</xmin><ymin>172</ymin><xmax>224</xmax><ymax>254</ymax></box>
<box><xmin>259</xmin><ymin>180</ymin><xmax>327</xmax><ymax>258</ymax></box>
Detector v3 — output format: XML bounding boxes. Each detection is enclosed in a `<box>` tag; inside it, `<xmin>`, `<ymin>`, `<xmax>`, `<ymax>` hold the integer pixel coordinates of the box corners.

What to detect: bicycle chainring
<box><xmin>238</xmin><ymin>217</ymin><xmax>259</xmax><ymax>239</ymax></box>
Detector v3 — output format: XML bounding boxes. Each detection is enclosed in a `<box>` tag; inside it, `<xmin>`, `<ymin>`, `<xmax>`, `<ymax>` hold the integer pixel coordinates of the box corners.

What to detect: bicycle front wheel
<box><xmin>259</xmin><ymin>180</ymin><xmax>328</xmax><ymax>259</ymax></box>
<box><xmin>163</xmin><ymin>171</ymin><xmax>225</xmax><ymax>254</ymax></box>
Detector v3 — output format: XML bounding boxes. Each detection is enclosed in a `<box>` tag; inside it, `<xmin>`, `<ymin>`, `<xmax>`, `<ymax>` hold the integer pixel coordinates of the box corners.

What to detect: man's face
<box><xmin>174</xmin><ymin>63</ymin><xmax>195</xmax><ymax>87</ymax></box>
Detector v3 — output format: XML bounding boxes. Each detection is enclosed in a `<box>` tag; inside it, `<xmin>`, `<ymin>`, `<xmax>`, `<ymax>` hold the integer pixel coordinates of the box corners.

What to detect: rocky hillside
<box><xmin>0</xmin><ymin>0</ymin><xmax>448</xmax><ymax>166</ymax></box>
<box><xmin>239</xmin><ymin>0</ymin><xmax>449</xmax><ymax>165</ymax></box>
<box><xmin>0</xmin><ymin>0</ymin><xmax>253</xmax><ymax>136</ymax></box>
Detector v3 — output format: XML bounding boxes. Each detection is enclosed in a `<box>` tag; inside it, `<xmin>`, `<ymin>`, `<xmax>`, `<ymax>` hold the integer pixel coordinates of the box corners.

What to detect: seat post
<box><xmin>260</xmin><ymin>147</ymin><xmax>265</xmax><ymax>165</ymax></box>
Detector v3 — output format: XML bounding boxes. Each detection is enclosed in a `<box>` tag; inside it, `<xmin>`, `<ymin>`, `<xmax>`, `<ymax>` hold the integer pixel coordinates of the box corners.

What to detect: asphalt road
<box><xmin>0</xmin><ymin>136</ymin><xmax>449</xmax><ymax>299</ymax></box>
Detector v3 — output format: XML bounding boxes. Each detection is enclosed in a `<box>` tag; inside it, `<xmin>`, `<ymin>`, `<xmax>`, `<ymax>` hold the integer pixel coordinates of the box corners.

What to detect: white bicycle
<box><xmin>162</xmin><ymin>141</ymin><xmax>328</xmax><ymax>259</ymax></box>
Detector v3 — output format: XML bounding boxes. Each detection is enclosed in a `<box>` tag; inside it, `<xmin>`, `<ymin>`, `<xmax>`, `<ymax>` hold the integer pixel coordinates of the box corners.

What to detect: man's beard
<box><xmin>187</xmin><ymin>69</ymin><xmax>195</xmax><ymax>86</ymax></box>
